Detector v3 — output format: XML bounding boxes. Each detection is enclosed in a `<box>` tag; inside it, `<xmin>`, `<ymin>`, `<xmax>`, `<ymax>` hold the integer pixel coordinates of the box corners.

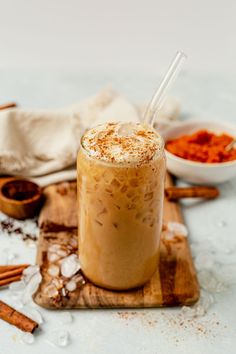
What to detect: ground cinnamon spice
<box><xmin>166</xmin><ymin>130</ymin><xmax>236</xmax><ymax>163</ymax></box>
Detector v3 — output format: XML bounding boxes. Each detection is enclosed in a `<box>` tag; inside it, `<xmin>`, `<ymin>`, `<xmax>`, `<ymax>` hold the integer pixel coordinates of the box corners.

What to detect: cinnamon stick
<box><xmin>0</xmin><ymin>275</ymin><xmax>22</xmax><ymax>287</ymax></box>
<box><xmin>0</xmin><ymin>264</ymin><xmax>29</xmax><ymax>274</ymax></box>
<box><xmin>0</xmin><ymin>102</ymin><xmax>17</xmax><ymax>110</ymax></box>
<box><xmin>165</xmin><ymin>186</ymin><xmax>219</xmax><ymax>201</ymax></box>
<box><xmin>0</xmin><ymin>267</ymin><xmax>26</xmax><ymax>281</ymax></box>
<box><xmin>0</xmin><ymin>300</ymin><xmax>38</xmax><ymax>333</ymax></box>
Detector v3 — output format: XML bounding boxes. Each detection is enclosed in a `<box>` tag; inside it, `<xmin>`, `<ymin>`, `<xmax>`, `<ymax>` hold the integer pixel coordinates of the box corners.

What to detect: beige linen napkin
<box><xmin>0</xmin><ymin>87</ymin><xmax>180</xmax><ymax>186</ymax></box>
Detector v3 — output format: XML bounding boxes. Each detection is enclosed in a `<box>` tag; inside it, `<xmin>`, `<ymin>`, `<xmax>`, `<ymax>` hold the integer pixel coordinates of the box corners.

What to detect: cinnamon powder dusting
<box><xmin>81</xmin><ymin>122</ymin><xmax>163</xmax><ymax>165</ymax></box>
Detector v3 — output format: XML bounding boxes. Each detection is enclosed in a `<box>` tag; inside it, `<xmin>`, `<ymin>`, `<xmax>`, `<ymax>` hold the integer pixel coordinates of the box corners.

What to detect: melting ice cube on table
<box><xmin>20</xmin><ymin>332</ymin><xmax>35</xmax><ymax>345</ymax></box>
<box><xmin>47</xmin><ymin>330</ymin><xmax>70</xmax><ymax>347</ymax></box>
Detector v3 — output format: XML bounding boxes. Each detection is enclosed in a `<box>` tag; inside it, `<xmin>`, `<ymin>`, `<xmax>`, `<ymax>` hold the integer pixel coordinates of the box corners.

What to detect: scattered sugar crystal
<box><xmin>43</xmin><ymin>283</ymin><xmax>59</xmax><ymax>298</ymax></box>
<box><xmin>61</xmin><ymin>254</ymin><xmax>80</xmax><ymax>278</ymax></box>
<box><xmin>48</xmin><ymin>330</ymin><xmax>70</xmax><ymax>347</ymax></box>
<box><xmin>21</xmin><ymin>332</ymin><xmax>35</xmax><ymax>345</ymax></box>
<box><xmin>167</xmin><ymin>222</ymin><xmax>188</xmax><ymax>237</ymax></box>
<box><xmin>59</xmin><ymin>312</ymin><xmax>73</xmax><ymax>324</ymax></box>
<box><xmin>66</xmin><ymin>280</ymin><xmax>77</xmax><ymax>292</ymax></box>
<box><xmin>48</xmin><ymin>265</ymin><xmax>60</xmax><ymax>277</ymax></box>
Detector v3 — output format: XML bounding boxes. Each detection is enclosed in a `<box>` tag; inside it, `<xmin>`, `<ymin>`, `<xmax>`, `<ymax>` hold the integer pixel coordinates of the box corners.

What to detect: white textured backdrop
<box><xmin>0</xmin><ymin>0</ymin><xmax>235</xmax><ymax>74</ymax></box>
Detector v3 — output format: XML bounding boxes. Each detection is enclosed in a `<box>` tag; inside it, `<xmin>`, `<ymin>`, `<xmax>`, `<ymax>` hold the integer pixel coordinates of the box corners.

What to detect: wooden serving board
<box><xmin>34</xmin><ymin>174</ymin><xmax>200</xmax><ymax>309</ymax></box>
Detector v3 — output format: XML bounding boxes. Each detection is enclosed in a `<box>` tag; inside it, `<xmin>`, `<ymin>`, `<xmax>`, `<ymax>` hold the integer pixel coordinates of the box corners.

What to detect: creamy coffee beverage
<box><xmin>77</xmin><ymin>122</ymin><xmax>165</xmax><ymax>290</ymax></box>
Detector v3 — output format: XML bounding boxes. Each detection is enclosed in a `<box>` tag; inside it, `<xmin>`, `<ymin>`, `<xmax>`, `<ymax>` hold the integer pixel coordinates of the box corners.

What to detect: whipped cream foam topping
<box><xmin>81</xmin><ymin>122</ymin><xmax>163</xmax><ymax>165</ymax></box>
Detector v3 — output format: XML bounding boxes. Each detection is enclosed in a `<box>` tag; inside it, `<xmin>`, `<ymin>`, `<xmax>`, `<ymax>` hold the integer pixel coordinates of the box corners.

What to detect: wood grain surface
<box><xmin>34</xmin><ymin>174</ymin><xmax>200</xmax><ymax>309</ymax></box>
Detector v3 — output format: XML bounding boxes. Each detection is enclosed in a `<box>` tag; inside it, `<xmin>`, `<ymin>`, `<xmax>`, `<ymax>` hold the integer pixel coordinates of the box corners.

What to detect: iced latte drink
<box><xmin>77</xmin><ymin>122</ymin><xmax>165</xmax><ymax>290</ymax></box>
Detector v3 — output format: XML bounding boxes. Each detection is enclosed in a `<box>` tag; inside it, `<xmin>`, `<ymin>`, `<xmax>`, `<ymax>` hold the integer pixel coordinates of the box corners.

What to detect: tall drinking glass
<box><xmin>77</xmin><ymin>122</ymin><xmax>165</xmax><ymax>290</ymax></box>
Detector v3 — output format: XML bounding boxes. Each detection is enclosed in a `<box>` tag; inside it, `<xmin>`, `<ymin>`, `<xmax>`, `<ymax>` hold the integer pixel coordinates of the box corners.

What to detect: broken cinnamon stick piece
<box><xmin>0</xmin><ymin>102</ymin><xmax>17</xmax><ymax>110</ymax></box>
<box><xmin>0</xmin><ymin>300</ymin><xmax>38</xmax><ymax>333</ymax></box>
<box><xmin>165</xmin><ymin>186</ymin><xmax>219</xmax><ymax>201</ymax></box>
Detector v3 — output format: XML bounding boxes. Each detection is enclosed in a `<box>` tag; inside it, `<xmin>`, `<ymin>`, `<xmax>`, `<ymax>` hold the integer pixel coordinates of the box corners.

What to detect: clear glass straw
<box><xmin>144</xmin><ymin>51</ymin><xmax>187</xmax><ymax>127</ymax></box>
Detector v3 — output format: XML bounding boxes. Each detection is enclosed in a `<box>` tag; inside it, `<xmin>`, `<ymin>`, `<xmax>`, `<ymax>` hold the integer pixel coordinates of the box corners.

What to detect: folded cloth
<box><xmin>0</xmin><ymin>87</ymin><xmax>180</xmax><ymax>186</ymax></box>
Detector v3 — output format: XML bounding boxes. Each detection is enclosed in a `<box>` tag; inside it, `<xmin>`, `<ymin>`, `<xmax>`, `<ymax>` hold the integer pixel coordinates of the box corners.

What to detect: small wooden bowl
<box><xmin>0</xmin><ymin>178</ymin><xmax>42</xmax><ymax>219</ymax></box>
